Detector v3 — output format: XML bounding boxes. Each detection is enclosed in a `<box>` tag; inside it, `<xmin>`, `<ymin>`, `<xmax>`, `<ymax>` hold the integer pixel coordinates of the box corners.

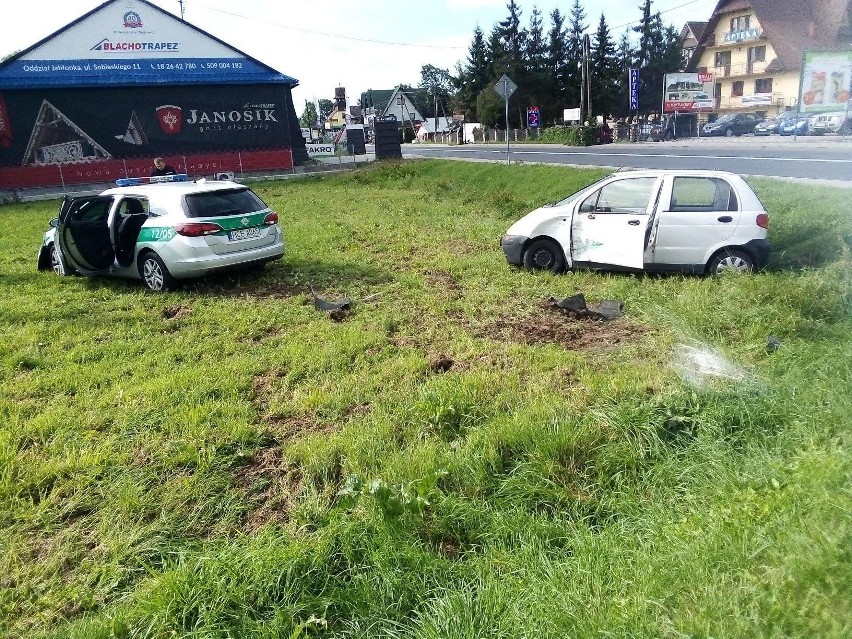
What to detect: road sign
<box><xmin>629</xmin><ymin>68</ymin><xmax>639</xmax><ymax>110</ymax></box>
<box><xmin>527</xmin><ymin>106</ymin><xmax>540</xmax><ymax>128</ymax></box>
<box><xmin>494</xmin><ymin>74</ymin><xmax>517</xmax><ymax>100</ymax></box>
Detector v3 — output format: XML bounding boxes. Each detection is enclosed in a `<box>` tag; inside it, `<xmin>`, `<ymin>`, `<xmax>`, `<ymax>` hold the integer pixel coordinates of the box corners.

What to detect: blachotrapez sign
<box><xmin>0</xmin><ymin>0</ymin><xmax>296</xmax><ymax>88</ymax></box>
<box><xmin>0</xmin><ymin>0</ymin><xmax>305</xmax><ymax>187</ymax></box>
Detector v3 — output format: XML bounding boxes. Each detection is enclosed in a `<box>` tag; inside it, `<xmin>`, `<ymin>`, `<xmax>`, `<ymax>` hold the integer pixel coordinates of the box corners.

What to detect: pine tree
<box><xmin>523</xmin><ymin>6</ymin><xmax>548</xmax><ymax>127</ymax></box>
<box><xmin>492</xmin><ymin>0</ymin><xmax>527</xmax><ymax>127</ymax></box>
<box><xmin>591</xmin><ymin>13</ymin><xmax>619</xmax><ymax>118</ymax></box>
<box><xmin>546</xmin><ymin>8</ymin><xmax>569</xmax><ymax>123</ymax></box>
<box><xmin>566</xmin><ymin>0</ymin><xmax>587</xmax><ymax>108</ymax></box>
<box><xmin>454</xmin><ymin>26</ymin><xmax>490</xmax><ymax>119</ymax></box>
<box><xmin>524</xmin><ymin>6</ymin><xmax>546</xmax><ymax>72</ymax></box>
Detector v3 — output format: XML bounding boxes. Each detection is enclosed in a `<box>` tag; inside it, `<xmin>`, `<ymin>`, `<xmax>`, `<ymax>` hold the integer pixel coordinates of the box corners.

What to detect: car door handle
<box><xmin>717</xmin><ymin>215</ymin><xmax>733</xmax><ymax>223</ymax></box>
<box><xmin>627</xmin><ymin>219</ymin><xmax>640</xmax><ymax>226</ymax></box>
<box><xmin>587</xmin><ymin>214</ymin><xmax>596</xmax><ymax>219</ymax></box>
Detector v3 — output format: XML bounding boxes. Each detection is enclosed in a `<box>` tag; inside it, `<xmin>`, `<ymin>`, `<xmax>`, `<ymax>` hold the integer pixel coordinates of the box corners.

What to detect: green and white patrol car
<box><xmin>37</xmin><ymin>175</ymin><xmax>284</xmax><ymax>291</ymax></box>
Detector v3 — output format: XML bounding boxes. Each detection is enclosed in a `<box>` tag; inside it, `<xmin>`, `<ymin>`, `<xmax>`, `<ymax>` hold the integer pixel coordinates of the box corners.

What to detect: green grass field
<box><xmin>1</xmin><ymin>160</ymin><xmax>850</xmax><ymax>638</ymax></box>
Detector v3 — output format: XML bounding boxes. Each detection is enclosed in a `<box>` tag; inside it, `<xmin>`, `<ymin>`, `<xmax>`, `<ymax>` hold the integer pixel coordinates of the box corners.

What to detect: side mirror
<box><xmin>49</xmin><ymin>217</ymin><xmax>59</xmax><ymax>228</ymax></box>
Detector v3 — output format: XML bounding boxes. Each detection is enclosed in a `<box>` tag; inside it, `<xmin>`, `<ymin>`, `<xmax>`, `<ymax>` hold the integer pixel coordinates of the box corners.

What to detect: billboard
<box><xmin>0</xmin><ymin>0</ymin><xmax>295</xmax><ymax>88</ymax></box>
<box><xmin>663</xmin><ymin>72</ymin><xmax>714</xmax><ymax>113</ymax></box>
<box><xmin>797</xmin><ymin>50</ymin><xmax>852</xmax><ymax>114</ymax></box>
<box><xmin>0</xmin><ymin>84</ymin><xmax>298</xmax><ymax>168</ymax></box>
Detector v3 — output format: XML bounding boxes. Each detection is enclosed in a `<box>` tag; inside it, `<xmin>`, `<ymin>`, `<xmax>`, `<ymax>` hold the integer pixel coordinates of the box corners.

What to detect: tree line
<box><xmin>300</xmin><ymin>0</ymin><xmax>683</xmax><ymax>130</ymax></box>
<box><xmin>444</xmin><ymin>0</ymin><xmax>681</xmax><ymax>128</ymax></box>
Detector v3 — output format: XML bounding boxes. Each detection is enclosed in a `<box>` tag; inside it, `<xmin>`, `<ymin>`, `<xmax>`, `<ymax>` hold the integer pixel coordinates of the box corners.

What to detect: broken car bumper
<box><xmin>501</xmin><ymin>234</ymin><xmax>527</xmax><ymax>266</ymax></box>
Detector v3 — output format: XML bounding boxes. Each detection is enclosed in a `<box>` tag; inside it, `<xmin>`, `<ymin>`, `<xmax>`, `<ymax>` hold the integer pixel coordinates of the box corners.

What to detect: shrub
<box><xmin>538</xmin><ymin>125</ymin><xmax>596</xmax><ymax>146</ymax></box>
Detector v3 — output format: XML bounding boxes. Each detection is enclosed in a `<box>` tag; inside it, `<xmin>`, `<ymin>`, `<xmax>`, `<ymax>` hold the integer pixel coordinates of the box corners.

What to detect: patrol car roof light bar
<box><xmin>115</xmin><ymin>174</ymin><xmax>190</xmax><ymax>187</ymax></box>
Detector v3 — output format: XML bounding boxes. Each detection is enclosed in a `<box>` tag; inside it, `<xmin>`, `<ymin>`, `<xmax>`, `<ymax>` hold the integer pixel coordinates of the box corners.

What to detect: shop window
<box><xmin>731</xmin><ymin>81</ymin><xmax>744</xmax><ymax>97</ymax></box>
<box><xmin>748</xmin><ymin>46</ymin><xmax>765</xmax><ymax>62</ymax></box>
<box><xmin>755</xmin><ymin>78</ymin><xmax>773</xmax><ymax>93</ymax></box>
<box><xmin>715</xmin><ymin>51</ymin><xmax>731</xmax><ymax>68</ymax></box>
<box><xmin>730</xmin><ymin>15</ymin><xmax>750</xmax><ymax>31</ymax></box>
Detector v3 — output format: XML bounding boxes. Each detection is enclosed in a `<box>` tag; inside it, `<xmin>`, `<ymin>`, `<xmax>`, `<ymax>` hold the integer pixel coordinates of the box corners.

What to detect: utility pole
<box><xmin>178</xmin><ymin>0</ymin><xmax>185</xmax><ymax>19</ymax></box>
<box><xmin>434</xmin><ymin>91</ymin><xmax>438</xmax><ymax>143</ymax></box>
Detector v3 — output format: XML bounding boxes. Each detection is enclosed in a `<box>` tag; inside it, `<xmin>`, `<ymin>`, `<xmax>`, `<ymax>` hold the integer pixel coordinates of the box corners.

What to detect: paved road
<box><xmin>404</xmin><ymin>136</ymin><xmax>852</xmax><ymax>183</ymax></box>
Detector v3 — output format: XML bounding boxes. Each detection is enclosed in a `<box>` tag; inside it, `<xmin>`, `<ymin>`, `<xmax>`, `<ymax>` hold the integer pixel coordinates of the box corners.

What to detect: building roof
<box><xmin>684</xmin><ymin>21</ymin><xmax>709</xmax><ymax>42</ymax></box>
<box><xmin>687</xmin><ymin>0</ymin><xmax>849</xmax><ymax>73</ymax></box>
<box><xmin>360</xmin><ymin>89</ymin><xmax>395</xmax><ymax>114</ymax></box>
<box><xmin>0</xmin><ymin>0</ymin><xmax>297</xmax><ymax>89</ymax></box>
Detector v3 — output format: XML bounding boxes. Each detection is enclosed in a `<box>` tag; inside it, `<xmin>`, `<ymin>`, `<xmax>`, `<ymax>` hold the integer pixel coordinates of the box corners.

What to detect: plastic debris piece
<box><xmin>310</xmin><ymin>286</ymin><xmax>351</xmax><ymax>312</ymax></box>
<box><xmin>766</xmin><ymin>335</ymin><xmax>782</xmax><ymax>352</ymax></box>
<box><xmin>549</xmin><ymin>293</ymin><xmax>624</xmax><ymax>321</ymax></box>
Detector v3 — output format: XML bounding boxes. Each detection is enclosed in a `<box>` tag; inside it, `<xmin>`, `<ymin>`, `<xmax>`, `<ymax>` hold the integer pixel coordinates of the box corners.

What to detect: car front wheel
<box><xmin>139</xmin><ymin>252</ymin><xmax>177</xmax><ymax>291</ymax></box>
<box><xmin>724</xmin><ymin>127</ymin><xmax>734</xmax><ymax>137</ymax></box>
<box><xmin>707</xmin><ymin>249</ymin><xmax>755</xmax><ymax>276</ymax></box>
<box><xmin>522</xmin><ymin>238</ymin><xmax>565</xmax><ymax>273</ymax></box>
<box><xmin>49</xmin><ymin>243</ymin><xmax>65</xmax><ymax>275</ymax></box>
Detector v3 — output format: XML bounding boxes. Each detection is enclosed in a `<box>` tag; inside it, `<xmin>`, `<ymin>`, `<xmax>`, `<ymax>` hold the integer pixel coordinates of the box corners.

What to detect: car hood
<box><xmin>506</xmin><ymin>202</ymin><xmax>574</xmax><ymax>236</ymax></box>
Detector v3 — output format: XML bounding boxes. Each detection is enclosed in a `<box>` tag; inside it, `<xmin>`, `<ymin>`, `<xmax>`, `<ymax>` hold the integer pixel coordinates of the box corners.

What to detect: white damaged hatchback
<box><xmin>37</xmin><ymin>176</ymin><xmax>285</xmax><ymax>291</ymax></box>
<box><xmin>501</xmin><ymin>170</ymin><xmax>769</xmax><ymax>275</ymax></box>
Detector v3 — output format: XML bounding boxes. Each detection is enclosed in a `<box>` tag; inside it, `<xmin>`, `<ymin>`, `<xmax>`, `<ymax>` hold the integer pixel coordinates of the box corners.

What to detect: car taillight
<box><xmin>173</xmin><ymin>222</ymin><xmax>222</xmax><ymax>237</ymax></box>
<box><xmin>756</xmin><ymin>213</ymin><xmax>769</xmax><ymax>229</ymax></box>
<box><xmin>263</xmin><ymin>212</ymin><xmax>278</xmax><ymax>225</ymax></box>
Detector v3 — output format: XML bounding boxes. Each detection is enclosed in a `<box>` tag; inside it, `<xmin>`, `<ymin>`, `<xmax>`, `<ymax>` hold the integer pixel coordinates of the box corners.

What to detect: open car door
<box><xmin>57</xmin><ymin>195</ymin><xmax>115</xmax><ymax>275</ymax></box>
<box><xmin>570</xmin><ymin>176</ymin><xmax>661</xmax><ymax>270</ymax></box>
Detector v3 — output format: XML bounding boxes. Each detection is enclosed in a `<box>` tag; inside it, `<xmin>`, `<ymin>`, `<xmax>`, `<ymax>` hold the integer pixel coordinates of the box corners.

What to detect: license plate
<box><xmin>228</xmin><ymin>227</ymin><xmax>262</xmax><ymax>241</ymax></box>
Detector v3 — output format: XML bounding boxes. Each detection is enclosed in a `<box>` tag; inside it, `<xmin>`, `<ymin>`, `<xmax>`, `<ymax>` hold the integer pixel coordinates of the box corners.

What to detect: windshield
<box><xmin>713</xmin><ymin>115</ymin><xmax>735</xmax><ymax>123</ymax></box>
<box><xmin>551</xmin><ymin>176</ymin><xmax>610</xmax><ymax>206</ymax></box>
<box><xmin>184</xmin><ymin>188</ymin><xmax>268</xmax><ymax>218</ymax></box>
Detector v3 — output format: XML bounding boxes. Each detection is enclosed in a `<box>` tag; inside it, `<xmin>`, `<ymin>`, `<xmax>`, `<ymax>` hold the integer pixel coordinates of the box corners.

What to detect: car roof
<box><xmin>99</xmin><ymin>179</ymin><xmax>247</xmax><ymax>198</ymax></box>
<box><xmin>609</xmin><ymin>169</ymin><xmax>740</xmax><ymax>180</ymax></box>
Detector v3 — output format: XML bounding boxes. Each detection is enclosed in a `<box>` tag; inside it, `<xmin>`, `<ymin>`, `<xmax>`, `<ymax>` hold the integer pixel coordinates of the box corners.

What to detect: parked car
<box><xmin>778</xmin><ymin>115</ymin><xmax>811</xmax><ymax>136</ymax></box>
<box><xmin>702</xmin><ymin>113</ymin><xmax>760</xmax><ymax>136</ymax></box>
<box><xmin>753</xmin><ymin>110</ymin><xmax>798</xmax><ymax>135</ymax></box>
<box><xmin>37</xmin><ymin>175</ymin><xmax>285</xmax><ymax>291</ymax></box>
<box><xmin>808</xmin><ymin>111</ymin><xmax>849</xmax><ymax>135</ymax></box>
<box><xmin>501</xmin><ymin>170</ymin><xmax>769</xmax><ymax>276</ymax></box>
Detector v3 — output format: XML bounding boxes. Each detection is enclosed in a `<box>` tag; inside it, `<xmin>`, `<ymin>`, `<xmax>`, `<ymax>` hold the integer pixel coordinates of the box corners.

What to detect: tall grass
<box><xmin>0</xmin><ymin>160</ymin><xmax>849</xmax><ymax>638</ymax></box>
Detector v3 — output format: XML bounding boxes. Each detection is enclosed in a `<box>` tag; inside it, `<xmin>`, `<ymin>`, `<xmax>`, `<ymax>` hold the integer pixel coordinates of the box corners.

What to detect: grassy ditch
<box><xmin>0</xmin><ymin>160</ymin><xmax>850</xmax><ymax>638</ymax></box>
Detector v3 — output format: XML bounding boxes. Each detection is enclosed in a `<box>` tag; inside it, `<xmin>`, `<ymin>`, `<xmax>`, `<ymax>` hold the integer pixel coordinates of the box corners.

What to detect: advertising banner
<box><xmin>629</xmin><ymin>69</ymin><xmax>639</xmax><ymax>110</ymax></box>
<box><xmin>306</xmin><ymin>143</ymin><xmax>334</xmax><ymax>157</ymax></box>
<box><xmin>797</xmin><ymin>50</ymin><xmax>852</xmax><ymax>114</ymax></box>
<box><xmin>663</xmin><ymin>73</ymin><xmax>714</xmax><ymax>113</ymax></box>
<box><xmin>527</xmin><ymin>106</ymin><xmax>540</xmax><ymax>128</ymax></box>
<box><xmin>0</xmin><ymin>84</ymin><xmax>297</xmax><ymax>168</ymax></box>
<box><xmin>0</xmin><ymin>0</ymin><xmax>295</xmax><ymax>88</ymax></box>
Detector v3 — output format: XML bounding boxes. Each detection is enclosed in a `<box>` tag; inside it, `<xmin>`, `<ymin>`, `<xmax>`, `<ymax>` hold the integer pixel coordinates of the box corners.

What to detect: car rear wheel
<box><xmin>139</xmin><ymin>252</ymin><xmax>177</xmax><ymax>291</ymax></box>
<box><xmin>707</xmin><ymin>249</ymin><xmax>755</xmax><ymax>276</ymax></box>
<box><xmin>522</xmin><ymin>238</ymin><xmax>565</xmax><ymax>273</ymax></box>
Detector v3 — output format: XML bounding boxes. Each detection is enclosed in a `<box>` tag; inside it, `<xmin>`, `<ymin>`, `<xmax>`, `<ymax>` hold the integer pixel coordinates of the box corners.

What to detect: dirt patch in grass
<box><xmin>423</xmin><ymin>269</ymin><xmax>462</xmax><ymax>299</ymax></box>
<box><xmin>162</xmin><ymin>304</ymin><xmax>192</xmax><ymax>320</ymax></box>
<box><xmin>428</xmin><ymin>352</ymin><xmax>455</xmax><ymax>373</ymax></box>
<box><xmin>478</xmin><ymin>302</ymin><xmax>645</xmax><ymax>351</ymax></box>
<box><xmin>234</xmin><ymin>446</ymin><xmax>301</xmax><ymax>532</ymax></box>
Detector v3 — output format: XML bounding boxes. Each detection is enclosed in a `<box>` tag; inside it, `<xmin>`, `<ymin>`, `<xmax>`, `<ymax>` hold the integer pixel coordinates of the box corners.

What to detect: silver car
<box><xmin>37</xmin><ymin>176</ymin><xmax>285</xmax><ymax>291</ymax></box>
<box><xmin>501</xmin><ymin>170</ymin><xmax>770</xmax><ymax>275</ymax></box>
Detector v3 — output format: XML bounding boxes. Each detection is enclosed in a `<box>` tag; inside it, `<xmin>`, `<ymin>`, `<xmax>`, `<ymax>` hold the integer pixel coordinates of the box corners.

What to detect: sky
<box><xmin>1</xmin><ymin>0</ymin><xmax>718</xmax><ymax>115</ymax></box>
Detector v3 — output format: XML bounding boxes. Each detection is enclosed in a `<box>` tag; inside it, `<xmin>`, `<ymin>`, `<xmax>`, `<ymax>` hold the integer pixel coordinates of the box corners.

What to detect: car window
<box><xmin>579</xmin><ymin>177</ymin><xmax>657</xmax><ymax>214</ymax></box>
<box><xmin>669</xmin><ymin>177</ymin><xmax>738</xmax><ymax>212</ymax></box>
<box><xmin>117</xmin><ymin>198</ymin><xmax>149</xmax><ymax>216</ymax></box>
<box><xmin>77</xmin><ymin>199</ymin><xmax>111</xmax><ymax>221</ymax></box>
<box><xmin>184</xmin><ymin>188</ymin><xmax>268</xmax><ymax>218</ymax></box>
